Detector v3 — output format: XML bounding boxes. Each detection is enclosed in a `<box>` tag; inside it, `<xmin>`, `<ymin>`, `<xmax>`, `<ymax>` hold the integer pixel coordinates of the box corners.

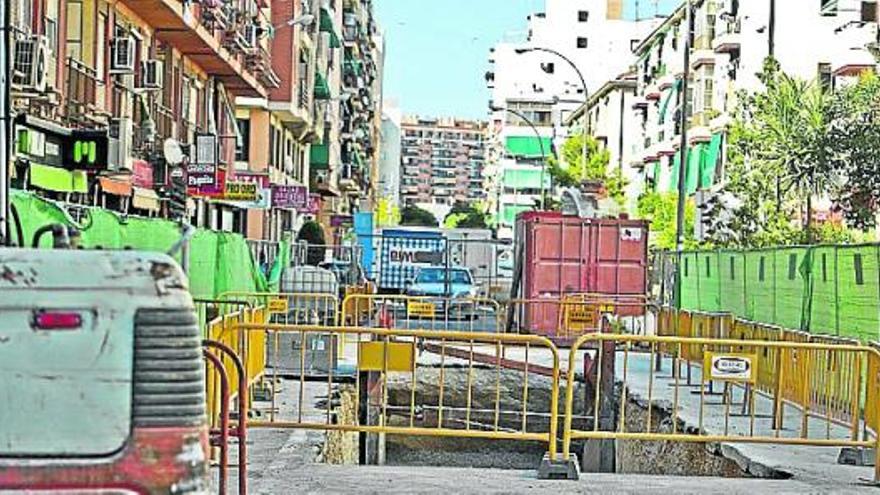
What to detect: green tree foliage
<box><xmin>548</xmin><ymin>134</ymin><xmax>627</xmax><ymax>205</ymax></box>
<box><xmin>714</xmin><ymin>59</ymin><xmax>878</xmax><ymax>246</ymax></box>
<box><xmin>400</xmin><ymin>205</ymin><xmax>439</xmax><ymax>227</ymax></box>
<box><xmin>296</xmin><ymin>220</ymin><xmax>326</xmax><ymax>266</ymax></box>
<box><xmin>443</xmin><ymin>202</ymin><xmax>489</xmax><ymax>229</ymax></box>
<box><xmin>826</xmin><ymin>72</ymin><xmax>880</xmax><ymax>230</ymax></box>
<box><xmin>375</xmin><ymin>197</ymin><xmax>401</xmax><ymax>227</ymax></box>
<box><xmin>636</xmin><ymin>192</ymin><xmax>697</xmax><ymax>249</ymax></box>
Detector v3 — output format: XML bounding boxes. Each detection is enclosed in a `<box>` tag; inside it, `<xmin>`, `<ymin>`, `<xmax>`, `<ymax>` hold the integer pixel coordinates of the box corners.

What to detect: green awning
<box><xmin>30</xmin><ymin>163</ymin><xmax>88</xmax><ymax>193</ymax></box>
<box><xmin>310</xmin><ymin>143</ymin><xmax>329</xmax><ymax>169</ymax></box>
<box><xmin>669</xmin><ymin>153</ymin><xmax>680</xmax><ymax>194</ymax></box>
<box><xmin>328</xmin><ymin>29</ymin><xmax>341</xmax><ymax>48</ymax></box>
<box><xmin>658</xmin><ymin>79</ymin><xmax>681</xmax><ymax>125</ymax></box>
<box><xmin>353</xmin><ymin>151</ymin><xmax>364</xmax><ymax>168</ymax></box>
<box><xmin>499</xmin><ymin>204</ymin><xmax>531</xmax><ymax>225</ymax></box>
<box><xmin>502</xmin><ymin>168</ymin><xmax>551</xmax><ymax>189</ymax></box>
<box><xmin>668</xmin><ymin>145</ymin><xmax>703</xmax><ymax>195</ymax></box>
<box><xmin>319</xmin><ymin>7</ymin><xmax>335</xmax><ymax>33</ymax></box>
<box><xmin>314</xmin><ymin>72</ymin><xmax>331</xmax><ymax>100</ymax></box>
<box><xmin>504</xmin><ymin>136</ymin><xmax>552</xmax><ymax>159</ymax></box>
<box><xmin>701</xmin><ymin>133</ymin><xmax>723</xmax><ymax>188</ymax></box>
<box><xmin>686</xmin><ymin>143</ymin><xmax>702</xmax><ymax>195</ymax></box>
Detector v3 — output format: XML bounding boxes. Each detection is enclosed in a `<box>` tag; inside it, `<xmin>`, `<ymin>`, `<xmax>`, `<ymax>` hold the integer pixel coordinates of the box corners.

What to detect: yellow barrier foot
<box><xmin>537</xmin><ymin>453</ymin><xmax>580</xmax><ymax>480</ymax></box>
<box><xmin>838</xmin><ymin>447</ymin><xmax>876</xmax><ymax>467</ymax></box>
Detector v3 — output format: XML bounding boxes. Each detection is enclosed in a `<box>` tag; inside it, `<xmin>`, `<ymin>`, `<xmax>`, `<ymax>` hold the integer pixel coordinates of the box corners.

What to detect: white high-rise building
<box><xmin>379</xmin><ymin>101</ymin><xmax>403</xmax><ymax>208</ymax></box>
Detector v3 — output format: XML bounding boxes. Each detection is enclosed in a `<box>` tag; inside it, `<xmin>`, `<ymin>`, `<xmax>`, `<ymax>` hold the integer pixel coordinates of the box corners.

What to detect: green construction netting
<box><xmin>10</xmin><ymin>190</ymin><xmax>280</xmax><ymax>299</ymax></box>
<box><xmin>504</xmin><ymin>136</ymin><xmax>553</xmax><ymax>159</ymax></box>
<box><xmin>662</xmin><ymin>244</ymin><xmax>880</xmax><ymax>342</ymax></box>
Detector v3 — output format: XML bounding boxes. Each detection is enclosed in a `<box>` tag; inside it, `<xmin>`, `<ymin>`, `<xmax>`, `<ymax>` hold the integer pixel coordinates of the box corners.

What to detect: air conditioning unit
<box><xmin>12</xmin><ymin>35</ymin><xmax>50</xmax><ymax>93</ymax></box>
<box><xmin>314</xmin><ymin>170</ymin><xmax>328</xmax><ymax>185</ymax></box>
<box><xmin>108</xmin><ymin>117</ymin><xmax>133</xmax><ymax>171</ymax></box>
<box><xmin>140</xmin><ymin>59</ymin><xmax>163</xmax><ymax>89</ymax></box>
<box><xmin>110</xmin><ymin>36</ymin><xmax>136</xmax><ymax>74</ymax></box>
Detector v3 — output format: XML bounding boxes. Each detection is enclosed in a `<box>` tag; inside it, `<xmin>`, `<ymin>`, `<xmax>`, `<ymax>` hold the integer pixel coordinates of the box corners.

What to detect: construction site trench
<box><xmin>313</xmin><ymin>363</ymin><xmax>762</xmax><ymax>479</ymax></box>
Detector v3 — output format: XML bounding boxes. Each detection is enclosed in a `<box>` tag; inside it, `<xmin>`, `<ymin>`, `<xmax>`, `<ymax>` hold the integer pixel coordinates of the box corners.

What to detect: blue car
<box><xmin>405</xmin><ymin>267</ymin><xmax>479</xmax><ymax>320</ymax></box>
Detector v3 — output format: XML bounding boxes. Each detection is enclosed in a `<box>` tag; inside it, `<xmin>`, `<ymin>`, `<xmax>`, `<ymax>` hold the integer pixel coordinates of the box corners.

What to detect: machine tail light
<box><xmin>32</xmin><ymin>311</ymin><xmax>83</xmax><ymax>330</ymax></box>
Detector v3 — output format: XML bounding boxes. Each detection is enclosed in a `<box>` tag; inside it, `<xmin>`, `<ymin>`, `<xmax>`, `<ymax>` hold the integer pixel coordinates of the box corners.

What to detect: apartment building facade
<box><xmin>7</xmin><ymin>0</ymin><xmax>383</xmax><ymax>243</ymax></box>
<box><xmin>579</xmin><ymin>0</ymin><xmax>878</xmax><ymax>206</ymax></box>
<box><xmin>399</xmin><ymin>117</ymin><xmax>487</xmax><ymax>216</ymax></box>
<box><xmin>484</xmin><ymin>0</ymin><xmax>662</xmax><ymax>237</ymax></box>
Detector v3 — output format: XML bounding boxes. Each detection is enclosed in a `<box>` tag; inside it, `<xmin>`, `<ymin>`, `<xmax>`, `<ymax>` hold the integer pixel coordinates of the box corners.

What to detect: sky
<box><xmin>374</xmin><ymin>0</ymin><xmax>681</xmax><ymax>121</ymax></box>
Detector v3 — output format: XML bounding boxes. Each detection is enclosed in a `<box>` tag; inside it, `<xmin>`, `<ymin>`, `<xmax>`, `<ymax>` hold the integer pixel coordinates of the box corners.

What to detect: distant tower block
<box><xmin>607</xmin><ymin>0</ymin><xmax>623</xmax><ymax>20</ymax></box>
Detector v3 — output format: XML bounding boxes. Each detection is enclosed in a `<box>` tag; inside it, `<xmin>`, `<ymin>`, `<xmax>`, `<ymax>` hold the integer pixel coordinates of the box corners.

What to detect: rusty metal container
<box><xmin>515</xmin><ymin>212</ymin><xmax>649</xmax><ymax>337</ymax></box>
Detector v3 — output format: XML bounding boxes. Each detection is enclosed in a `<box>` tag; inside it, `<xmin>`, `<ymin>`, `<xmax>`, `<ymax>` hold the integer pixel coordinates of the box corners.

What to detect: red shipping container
<box><xmin>514</xmin><ymin>212</ymin><xmax>649</xmax><ymax>337</ymax></box>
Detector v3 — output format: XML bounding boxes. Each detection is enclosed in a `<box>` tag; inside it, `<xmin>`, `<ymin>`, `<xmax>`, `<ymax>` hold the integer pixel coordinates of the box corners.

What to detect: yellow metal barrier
<box><xmin>233</xmin><ymin>321</ymin><xmax>562</xmax><ymax>460</ymax></box>
<box><xmin>340</xmin><ymin>293</ymin><xmax>502</xmax><ymax>333</ymax></box>
<box><xmin>507</xmin><ymin>297</ymin><xmax>659</xmax><ymax>339</ymax></box>
<box><xmin>561</xmin><ymin>332</ymin><xmax>880</xmax><ymax>482</ymax></box>
<box><xmin>220</xmin><ymin>291</ymin><xmax>340</xmax><ymax>326</ymax></box>
<box><xmin>204</xmin><ymin>305</ymin><xmax>269</xmax><ymax>433</ymax></box>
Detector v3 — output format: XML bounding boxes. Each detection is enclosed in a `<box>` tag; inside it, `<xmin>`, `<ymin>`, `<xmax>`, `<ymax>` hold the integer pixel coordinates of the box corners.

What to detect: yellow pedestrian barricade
<box><xmin>233</xmin><ymin>321</ymin><xmax>562</xmax><ymax>463</ymax></box>
<box><xmin>560</xmin><ymin>332</ymin><xmax>880</xmax><ymax>483</ymax></box>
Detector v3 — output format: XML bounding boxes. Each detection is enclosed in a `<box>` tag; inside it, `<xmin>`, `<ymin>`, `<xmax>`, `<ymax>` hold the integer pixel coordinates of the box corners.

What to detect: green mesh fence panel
<box><xmin>10</xmin><ymin>190</ymin><xmax>69</xmax><ymax>247</ymax></box>
<box><xmin>718</xmin><ymin>250</ymin><xmax>746</xmax><ymax>317</ymax></box>
<box><xmin>808</xmin><ymin>246</ymin><xmax>839</xmax><ymax>335</ymax></box>
<box><xmin>773</xmin><ymin>247</ymin><xmax>806</xmax><ymax>330</ymax></box>
<box><xmin>745</xmin><ymin>251</ymin><xmax>776</xmax><ymax>322</ymax></box>
<box><xmin>10</xmin><ymin>190</ymin><xmax>264</xmax><ymax>300</ymax></box>
<box><xmin>836</xmin><ymin>245</ymin><xmax>880</xmax><ymax>342</ymax></box>
<box><xmin>659</xmin><ymin>244</ymin><xmax>880</xmax><ymax>342</ymax></box>
<box><xmin>696</xmin><ymin>251</ymin><xmax>720</xmax><ymax>312</ymax></box>
<box><xmin>679</xmin><ymin>252</ymin><xmax>700</xmax><ymax>310</ymax></box>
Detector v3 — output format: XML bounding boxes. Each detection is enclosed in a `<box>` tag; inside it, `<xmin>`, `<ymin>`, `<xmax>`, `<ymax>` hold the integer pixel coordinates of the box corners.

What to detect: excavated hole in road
<box><xmin>316</xmin><ymin>366</ymin><xmax>788</xmax><ymax>478</ymax></box>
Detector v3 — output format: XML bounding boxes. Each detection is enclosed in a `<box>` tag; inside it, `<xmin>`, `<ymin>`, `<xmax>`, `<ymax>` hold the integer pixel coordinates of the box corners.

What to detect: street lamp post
<box><xmin>490</xmin><ymin>105</ymin><xmax>551</xmax><ymax>210</ymax></box>
<box><xmin>515</xmin><ymin>47</ymin><xmax>589</xmax><ymax>176</ymax></box>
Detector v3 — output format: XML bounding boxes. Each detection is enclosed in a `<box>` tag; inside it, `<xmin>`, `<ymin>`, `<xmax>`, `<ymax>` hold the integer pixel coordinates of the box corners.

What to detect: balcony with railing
<box><xmin>65</xmin><ymin>58</ymin><xmax>100</xmax><ymax>124</ymax></box>
<box><xmin>712</xmin><ymin>17</ymin><xmax>741</xmax><ymax>54</ymax></box>
<box><xmin>116</xmin><ymin>0</ymin><xmax>265</xmax><ymax>97</ymax></box>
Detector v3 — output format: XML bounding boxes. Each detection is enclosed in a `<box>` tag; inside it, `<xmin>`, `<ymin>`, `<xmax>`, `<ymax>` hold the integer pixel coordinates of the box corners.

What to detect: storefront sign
<box><xmin>189</xmin><ymin>134</ymin><xmax>218</xmax><ymax>188</ymax></box>
<box><xmin>331</xmin><ymin>215</ymin><xmax>354</xmax><ymax>228</ymax></box>
<box><xmin>187</xmin><ymin>162</ymin><xmax>217</xmax><ymax>188</ymax></box>
<box><xmin>132</xmin><ymin>159</ymin><xmax>154</xmax><ymax>188</ymax></box>
<box><xmin>189</xmin><ymin>168</ymin><xmax>226</xmax><ymax>197</ymax></box>
<box><xmin>219</xmin><ymin>172</ymin><xmax>270</xmax><ymax>208</ymax></box>
<box><xmin>224</xmin><ymin>181</ymin><xmax>259</xmax><ymax>201</ymax></box>
<box><xmin>271</xmin><ymin>185</ymin><xmax>309</xmax><ymax>210</ymax></box>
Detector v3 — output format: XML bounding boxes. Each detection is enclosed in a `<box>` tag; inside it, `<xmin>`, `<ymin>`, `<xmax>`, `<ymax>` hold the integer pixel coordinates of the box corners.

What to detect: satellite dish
<box><xmin>163</xmin><ymin>138</ymin><xmax>185</xmax><ymax>165</ymax></box>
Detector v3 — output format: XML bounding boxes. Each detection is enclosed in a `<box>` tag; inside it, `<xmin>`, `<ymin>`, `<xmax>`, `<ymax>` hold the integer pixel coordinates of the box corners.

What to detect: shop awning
<box><xmin>132</xmin><ymin>187</ymin><xmax>161</xmax><ymax>212</ymax></box>
<box><xmin>502</xmin><ymin>168</ymin><xmax>551</xmax><ymax>189</ymax></box>
<box><xmin>310</xmin><ymin>143</ymin><xmax>330</xmax><ymax>169</ymax></box>
<box><xmin>30</xmin><ymin>163</ymin><xmax>88</xmax><ymax>193</ymax></box>
<box><xmin>314</xmin><ymin>72</ymin><xmax>331</xmax><ymax>100</ymax></box>
<box><xmin>504</xmin><ymin>136</ymin><xmax>553</xmax><ymax>159</ymax></box>
<box><xmin>99</xmin><ymin>177</ymin><xmax>132</xmax><ymax>197</ymax></box>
